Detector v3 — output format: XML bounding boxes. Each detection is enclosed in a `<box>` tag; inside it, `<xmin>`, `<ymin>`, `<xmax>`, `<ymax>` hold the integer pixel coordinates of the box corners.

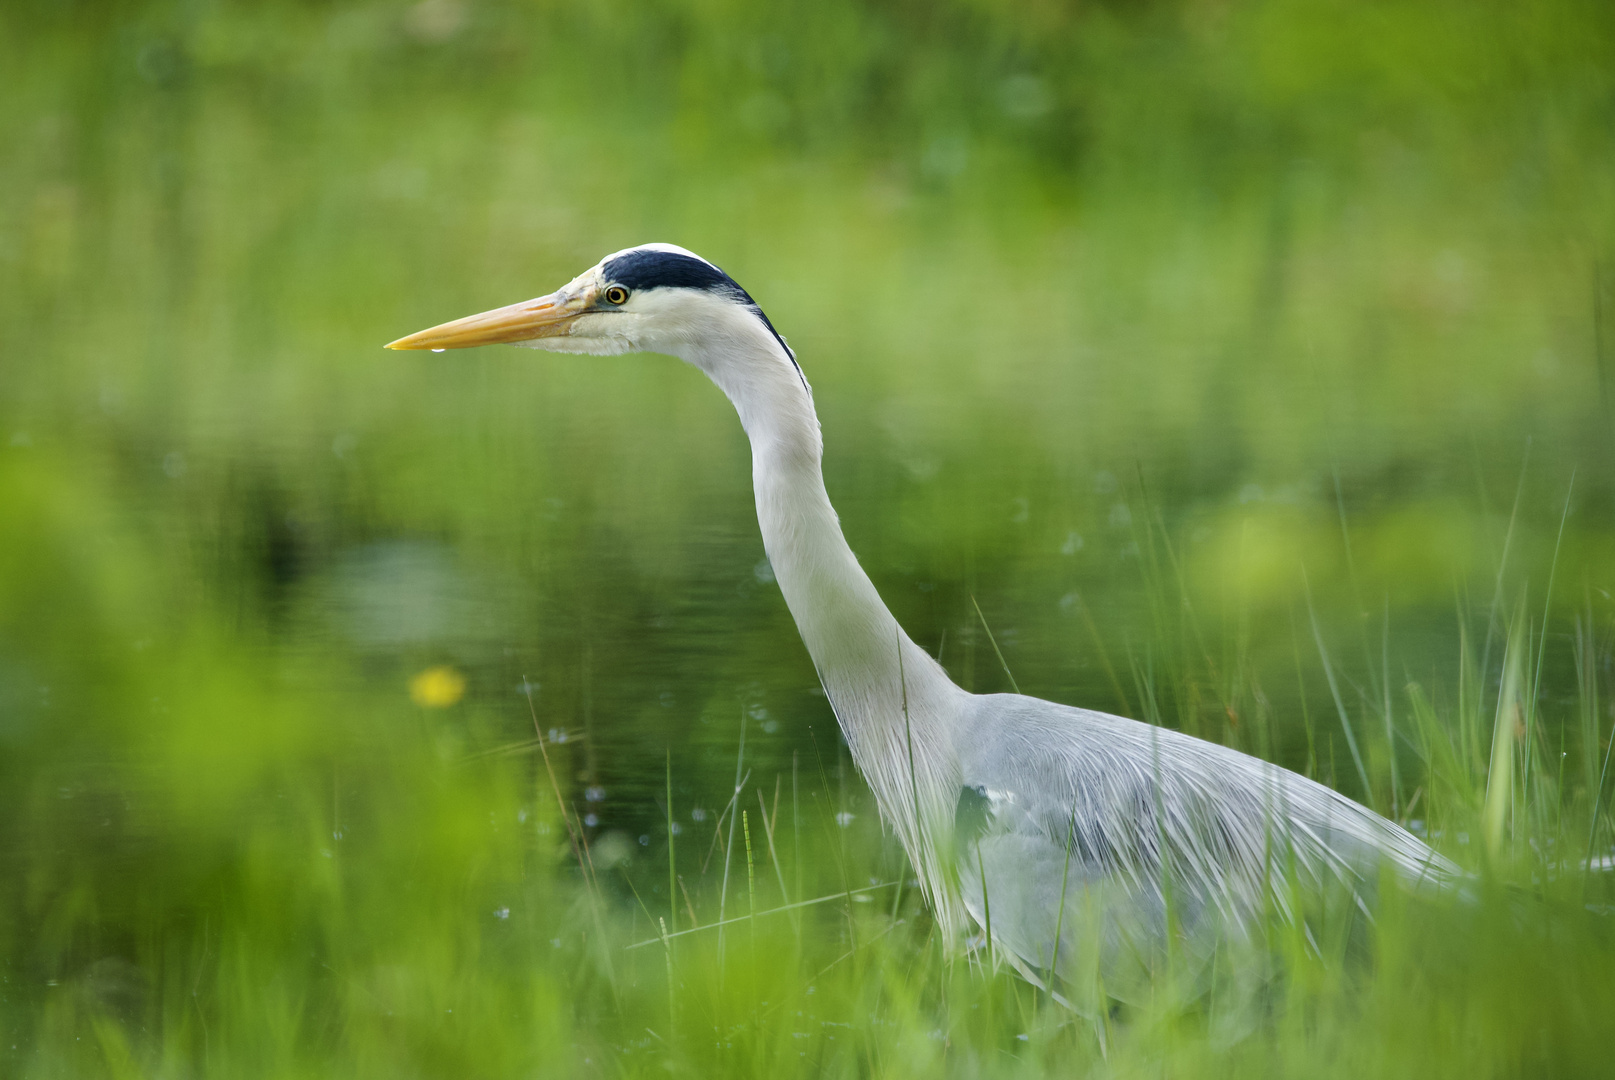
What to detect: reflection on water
<box><xmin>315</xmin><ymin>541</ymin><xmax>503</xmax><ymax>650</ymax></box>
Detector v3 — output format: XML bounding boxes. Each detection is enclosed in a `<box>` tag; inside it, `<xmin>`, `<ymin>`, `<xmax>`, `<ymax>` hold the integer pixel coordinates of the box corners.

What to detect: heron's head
<box><xmin>387</xmin><ymin>243</ymin><xmax>803</xmax><ymax>390</ymax></box>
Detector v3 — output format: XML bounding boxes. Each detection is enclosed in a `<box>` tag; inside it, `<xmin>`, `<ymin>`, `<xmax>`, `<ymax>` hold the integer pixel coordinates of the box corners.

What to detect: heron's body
<box><xmin>389</xmin><ymin>244</ymin><xmax>1459</xmax><ymax>1004</ymax></box>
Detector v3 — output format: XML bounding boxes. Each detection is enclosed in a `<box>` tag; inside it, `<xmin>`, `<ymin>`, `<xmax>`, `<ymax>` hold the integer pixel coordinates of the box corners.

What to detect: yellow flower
<box><xmin>409</xmin><ymin>665</ymin><xmax>465</xmax><ymax>708</ymax></box>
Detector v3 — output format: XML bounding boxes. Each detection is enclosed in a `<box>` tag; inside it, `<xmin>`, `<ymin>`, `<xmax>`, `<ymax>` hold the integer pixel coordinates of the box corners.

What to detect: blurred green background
<box><xmin>3</xmin><ymin>0</ymin><xmax>1615</xmax><ymax>1075</ymax></box>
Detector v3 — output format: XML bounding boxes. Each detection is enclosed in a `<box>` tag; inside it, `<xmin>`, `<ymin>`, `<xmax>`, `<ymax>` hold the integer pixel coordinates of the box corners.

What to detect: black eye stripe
<box><xmin>602</xmin><ymin>250</ymin><xmax>735</xmax><ymax>293</ymax></box>
<box><xmin>601</xmin><ymin>247</ymin><xmax>811</xmax><ymax>396</ymax></box>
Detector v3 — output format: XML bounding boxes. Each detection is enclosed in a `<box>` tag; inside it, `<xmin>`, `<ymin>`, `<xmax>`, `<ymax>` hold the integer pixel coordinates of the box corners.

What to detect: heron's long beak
<box><xmin>386</xmin><ymin>291</ymin><xmax>578</xmax><ymax>350</ymax></box>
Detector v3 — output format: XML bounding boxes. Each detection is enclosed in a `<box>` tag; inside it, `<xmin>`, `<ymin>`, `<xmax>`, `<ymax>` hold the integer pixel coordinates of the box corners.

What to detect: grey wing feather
<box><xmin>954</xmin><ymin>693</ymin><xmax>1457</xmax><ymax>1005</ymax></box>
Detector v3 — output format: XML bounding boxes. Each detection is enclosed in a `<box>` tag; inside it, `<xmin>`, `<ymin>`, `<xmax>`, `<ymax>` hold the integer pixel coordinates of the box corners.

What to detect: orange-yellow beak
<box><xmin>386</xmin><ymin>291</ymin><xmax>580</xmax><ymax>351</ymax></box>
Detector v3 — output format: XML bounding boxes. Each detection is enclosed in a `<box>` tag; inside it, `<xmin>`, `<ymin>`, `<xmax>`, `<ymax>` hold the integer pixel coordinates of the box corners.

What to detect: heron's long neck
<box><xmin>749</xmin><ymin>411</ymin><xmax>961</xmax><ymax>752</ymax></box>
<box><xmin>697</xmin><ymin>338</ymin><xmax>966</xmax><ymax>925</ymax></box>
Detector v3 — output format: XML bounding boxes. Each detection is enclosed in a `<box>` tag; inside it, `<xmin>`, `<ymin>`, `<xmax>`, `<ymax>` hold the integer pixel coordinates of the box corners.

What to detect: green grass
<box><xmin>16</xmin><ymin>589</ymin><xmax>1614</xmax><ymax>1079</ymax></box>
<box><xmin>3</xmin><ymin>0</ymin><xmax>1615</xmax><ymax>1075</ymax></box>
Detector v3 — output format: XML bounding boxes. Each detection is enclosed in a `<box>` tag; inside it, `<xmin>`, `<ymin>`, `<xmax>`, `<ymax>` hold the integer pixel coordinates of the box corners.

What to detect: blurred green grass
<box><xmin>2</xmin><ymin>0</ymin><xmax>1615</xmax><ymax>1075</ymax></box>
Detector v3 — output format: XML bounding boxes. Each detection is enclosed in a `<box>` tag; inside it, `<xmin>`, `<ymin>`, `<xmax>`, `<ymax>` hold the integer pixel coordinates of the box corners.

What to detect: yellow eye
<box><xmin>604</xmin><ymin>285</ymin><xmax>629</xmax><ymax>305</ymax></box>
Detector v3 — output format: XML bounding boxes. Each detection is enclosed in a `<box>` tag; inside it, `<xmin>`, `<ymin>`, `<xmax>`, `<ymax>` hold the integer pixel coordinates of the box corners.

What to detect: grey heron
<box><xmin>388</xmin><ymin>243</ymin><xmax>1459</xmax><ymax>1007</ymax></box>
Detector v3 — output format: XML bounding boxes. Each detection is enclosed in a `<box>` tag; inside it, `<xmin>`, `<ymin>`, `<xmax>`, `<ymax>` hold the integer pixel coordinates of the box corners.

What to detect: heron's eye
<box><xmin>603</xmin><ymin>285</ymin><xmax>630</xmax><ymax>306</ymax></box>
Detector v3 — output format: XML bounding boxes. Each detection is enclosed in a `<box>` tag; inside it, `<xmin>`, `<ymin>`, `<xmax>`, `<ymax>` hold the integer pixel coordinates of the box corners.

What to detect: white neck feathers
<box><xmin>672</xmin><ymin>299</ymin><xmax>969</xmax><ymax>933</ymax></box>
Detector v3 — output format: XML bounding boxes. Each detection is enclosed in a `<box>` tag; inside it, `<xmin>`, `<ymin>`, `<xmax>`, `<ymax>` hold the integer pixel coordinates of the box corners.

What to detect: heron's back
<box><xmin>952</xmin><ymin>693</ymin><xmax>1457</xmax><ymax>1006</ymax></box>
